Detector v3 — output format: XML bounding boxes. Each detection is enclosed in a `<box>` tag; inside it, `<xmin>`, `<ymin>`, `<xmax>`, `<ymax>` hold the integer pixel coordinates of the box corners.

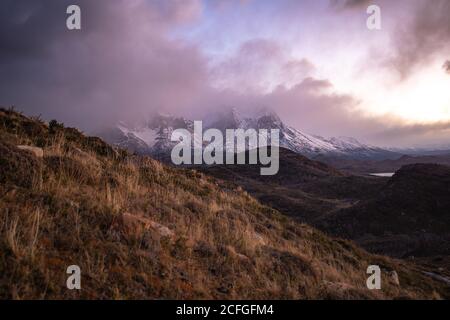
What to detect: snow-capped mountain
<box><xmin>202</xmin><ymin>108</ymin><xmax>396</xmax><ymax>159</ymax></box>
<box><xmin>98</xmin><ymin>114</ymin><xmax>194</xmax><ymax>156</ymax></box>
<box><xmin>98</xmin><ymin>108</ymin><xmax>397</xmax><ymax>160</ymax></box>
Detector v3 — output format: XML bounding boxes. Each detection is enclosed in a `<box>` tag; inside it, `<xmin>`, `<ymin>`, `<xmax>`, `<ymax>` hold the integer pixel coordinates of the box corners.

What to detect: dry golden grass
<box><xmin>0</xmin><ymin>107</ymin><xmax>448</xmax><ymax>300</ymax></box>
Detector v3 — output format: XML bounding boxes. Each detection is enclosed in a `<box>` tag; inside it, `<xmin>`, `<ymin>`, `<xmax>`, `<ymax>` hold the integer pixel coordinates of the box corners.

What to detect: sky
<box><xmin>0</xmin><ymin>0</ymin><xmax>449</xmax><ymax>148</ymax></box>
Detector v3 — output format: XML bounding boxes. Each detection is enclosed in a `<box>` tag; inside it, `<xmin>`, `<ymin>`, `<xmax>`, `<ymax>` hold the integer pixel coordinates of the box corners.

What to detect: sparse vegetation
<box><xmin>0</xmin><ymin>108</ymin><xmax>447</xmax><ymax>299</ymax></box>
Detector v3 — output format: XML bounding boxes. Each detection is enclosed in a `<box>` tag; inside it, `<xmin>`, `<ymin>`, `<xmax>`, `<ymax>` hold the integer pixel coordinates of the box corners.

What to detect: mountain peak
<box><xmin>100</xmin><ymin>108</ymin><xmax>394</xmax><ymax>160</ymax></box>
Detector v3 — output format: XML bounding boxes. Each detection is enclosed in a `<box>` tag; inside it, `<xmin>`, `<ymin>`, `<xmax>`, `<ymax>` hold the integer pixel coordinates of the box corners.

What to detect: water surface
<box><xmin>369</xmin><ymin>173</ymin><xmax>395</xmax><ymax>177</ymax></box>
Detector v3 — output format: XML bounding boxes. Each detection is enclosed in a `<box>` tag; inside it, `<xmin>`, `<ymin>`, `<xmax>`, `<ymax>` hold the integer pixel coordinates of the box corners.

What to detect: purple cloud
<box><xmin>0</xmin><ymin>0</ymin><xmax>208</xmax><ymax>129</ymax></box>
<box><xmin>0</xmin><ymin>0</ymin><xmax>449</xmax><ymax>148</ymax></box>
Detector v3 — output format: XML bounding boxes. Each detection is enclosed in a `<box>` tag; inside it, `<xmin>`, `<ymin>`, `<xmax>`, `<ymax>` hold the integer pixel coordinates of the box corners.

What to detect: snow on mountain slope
<box><xmin>117</xmin><ymin>122</ymin><xmax>158</xmax><ymax>148</ymax></box>
<box><xmin>99</xmin><ymin>108</ymin><xmax>397</xmax><ymax>160</ymax></box>
<box><xmin>103</xmin><ymin>114</ymin><xmax>200</xmax><ymax>155</ymax></box>
<box><xmin>204</xmin><ymin>108</ymin><xmax>392</xmax><ymax>158</ymax></box>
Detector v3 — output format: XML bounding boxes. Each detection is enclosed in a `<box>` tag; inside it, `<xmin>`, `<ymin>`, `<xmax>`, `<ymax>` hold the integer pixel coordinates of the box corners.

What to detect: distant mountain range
<box><xmin>99</xmin><ymin>108</ymin><xmax>399</xmax><ymax>161</ymax></box>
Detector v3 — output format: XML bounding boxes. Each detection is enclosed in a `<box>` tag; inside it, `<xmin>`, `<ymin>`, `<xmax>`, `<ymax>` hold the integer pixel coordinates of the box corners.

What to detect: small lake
<box><xmin>369</xmin><ymin>173</ymin><xmax>395</xmax><ymax>177</ymax></box>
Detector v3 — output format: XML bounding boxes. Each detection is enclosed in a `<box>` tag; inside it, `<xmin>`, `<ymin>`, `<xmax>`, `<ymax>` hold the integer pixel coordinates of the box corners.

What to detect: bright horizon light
<box><xmin>355</xmin><ymin>64</ymin><xmax>450</xmax><ymax>124</ymax></box>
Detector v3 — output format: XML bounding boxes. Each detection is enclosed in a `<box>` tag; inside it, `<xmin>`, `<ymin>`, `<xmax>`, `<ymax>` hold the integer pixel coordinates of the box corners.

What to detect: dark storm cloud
<box><xmin>0</xmin><ymin>0</ymin><xmax>206</xmax><ymax>130</ymax></box>
<box><xmin>444</xmin><ymin>60</ymin><xmax>450</xmax><ymax>74</ymax></box>
<box><xmin>330</xmin><ymin>0</ymin><xmax>372</xmax><ymax>10</ymax></box>
<box><xmin>0</xmin><ymin>1</ymin><xmax>62</xmax><ymax>60</ymax></box>
<box><xmin>389</xmin><ymin>0</ymin><xmax>450</xmax><ymax>78</ymax></box>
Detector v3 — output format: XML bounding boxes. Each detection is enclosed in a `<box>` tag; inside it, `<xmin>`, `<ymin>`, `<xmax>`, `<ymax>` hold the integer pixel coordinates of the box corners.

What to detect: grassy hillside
<box><xmin>0</xmin><ymin>107</ymin><xmax>447</xmax><ymax>299</ymax></box>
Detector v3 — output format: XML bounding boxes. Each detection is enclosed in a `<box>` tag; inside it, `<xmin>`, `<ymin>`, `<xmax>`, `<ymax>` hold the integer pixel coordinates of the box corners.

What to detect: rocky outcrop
<box><xmin>386</xmin><ymin>270</ymin><xmax>400</xmax><ymax>286</ymax></box>
<box><xmin>0</xmin><ymin>141</ymin><xmax>41</xmax><ymax>188</ymax></box>
<box><xmin>112</xmin><ymin>212</ymin><xmax>174</xmax><ymax>239</ymax></box>
<box><xmin>17</xmin><ymin>145</ymin><xmax>44</xmax><ymax>158</ymax></box>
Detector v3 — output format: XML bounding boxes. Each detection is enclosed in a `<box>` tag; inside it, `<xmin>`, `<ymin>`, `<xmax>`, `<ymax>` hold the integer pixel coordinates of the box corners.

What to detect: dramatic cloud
<box><xmin>262</xmin><ymin>78</ymin><xmax>362</xmax><ymax>136</ymax></box>
<box><xmin>444</xmin><ymin>60</ymin><xmax>450</xmax><ymax>74</ymax></box>
<box><xmin>0</xmin><ymin>0</ymin><xmax>449</xmax><ymax>147</ymax></box>
<box><xmin>195</xmin><ymin>77</ymin><xmax>370</xmax><ymax>140</ymax></box>
<box><xmin>0</xmin><ymin>0</ymin><xmax>350</xmax><ymax>136</ymax></box>
<box><xmin>211</xmin><ymin>39</ymin><xmax>316</xmax><ymax>93</ymax></box>
<box><xmin>388</xmin><ymin>0</ymin><xmax>450</xmax><ymax>78</ymax></box>
<box><xmin>330</xmin><ymin>0</ymin><xmax>372</xmax><ymax>10</ymax></box>
<box><xmin>0</xmin><ymin>0</ymin><xmax>207</xmax><ymax>129</ymax></box>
